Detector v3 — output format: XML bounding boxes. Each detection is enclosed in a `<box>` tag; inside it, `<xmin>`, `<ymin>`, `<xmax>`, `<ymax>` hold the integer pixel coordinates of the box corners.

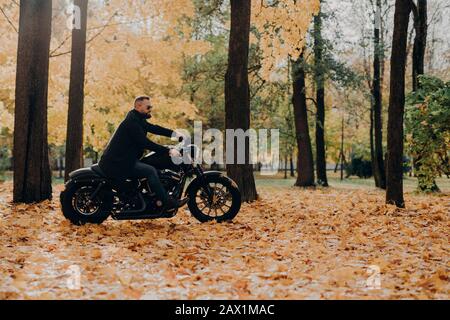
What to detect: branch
<box><xmin>250</xmin><ymin>78</ymin><xmax>266</xmax><ymax>100</ymax></box>
<box><xmin>50</xmin><ymin>33</ymin><xmax>73</xmax><ymax>56</ymax></box>
<box><xmin>428</xmin><ymin>3</ymin><xmax>450</xmax><ymax>26</ymax></box>
<box><xmin>306</xmin><ymin>97</ymin><xmax>317</xmax><ymax>106</ymax></box>
<box><xmin>50</xmin><ymin>11</ymin><xmax>118</xmax><ymax>58</ymax></box>
<box><xmin>248</xmin><ymin>63</ymin><xmax>262</xmax><ymax>74</ymax></box>
<box><xmin>306</xmin><ymin>106</ymin><xmax>316</xmax><ymax>115</ymax></box>
<box><xmin>0</xmin><ymin>6</ymin><xmax>18</xmax><ymax>33</ymax></box>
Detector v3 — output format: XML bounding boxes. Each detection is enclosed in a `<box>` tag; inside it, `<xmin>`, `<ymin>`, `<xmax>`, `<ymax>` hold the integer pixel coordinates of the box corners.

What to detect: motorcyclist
<box><xmin>98</xmin><ymin>95</ymin><xmax>188</xmax><ymax>211</ymax></box>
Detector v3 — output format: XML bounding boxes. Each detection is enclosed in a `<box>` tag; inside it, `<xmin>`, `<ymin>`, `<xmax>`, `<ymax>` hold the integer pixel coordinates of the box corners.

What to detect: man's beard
<box><xmin>145</xmin><ymin>113</ymin><xmax>152</xmax><ymax>119</ymax></box>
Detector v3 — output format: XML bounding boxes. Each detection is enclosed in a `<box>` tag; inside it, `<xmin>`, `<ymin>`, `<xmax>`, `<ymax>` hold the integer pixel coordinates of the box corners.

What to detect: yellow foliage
<box><xmin>0</xmin><ymin>0</ymin><xmax>209</xmax><ymax>151</ymax></box>
<box><xmin>252</xmin><ymin>0</ymin><xmax>320</xmax><ymax>81</ymax></box>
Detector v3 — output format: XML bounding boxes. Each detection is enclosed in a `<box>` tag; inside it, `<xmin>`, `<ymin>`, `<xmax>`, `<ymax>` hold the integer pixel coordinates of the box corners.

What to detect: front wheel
<box><xmin>187</xmin><ymin>175</ymin><xmax>241</xmax><ymax>223</ymax></box>
<box><xmin>61</xmin><ymin>182</ymin><xmax>112</xmax><ymax>225</ymax></box>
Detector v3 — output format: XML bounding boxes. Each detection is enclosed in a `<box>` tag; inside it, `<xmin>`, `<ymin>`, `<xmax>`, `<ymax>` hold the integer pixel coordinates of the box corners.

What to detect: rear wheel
<box><xmin>187</xmin><ymin>175</ymin><xmax>241</xmax><ymax>223</ymax></box>
<box><xmin>61</xmin><ymin>182</ymin><xmax>112</xmax><ymax>225</ymax></box>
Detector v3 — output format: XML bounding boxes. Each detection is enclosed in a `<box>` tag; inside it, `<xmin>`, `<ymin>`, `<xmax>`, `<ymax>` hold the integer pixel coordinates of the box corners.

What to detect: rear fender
<box><xmin>65</xmin><ymin>168</ymin><xmax>110</xmax><ymax>190</ymax></box>
<box><xmin>61</xmin><ymin>176</ymin><xmax>112</xmax><ymax>206</ymax></box>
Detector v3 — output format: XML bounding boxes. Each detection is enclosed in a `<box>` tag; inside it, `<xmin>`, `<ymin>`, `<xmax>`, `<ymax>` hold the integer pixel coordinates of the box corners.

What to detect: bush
<box><xmin>406</xmin><ymin>75</ymin><xmax>450</xmax><ymax>192</ymax></box>
<box><xmin>0</xmin><ymin>146</ymin><xmax>11</xmax><ymax>180</ymax></box>
<box><xmin>345</xmin><ymin>155</ymin><xmax>372</xmax><ymax>178</ymax></box>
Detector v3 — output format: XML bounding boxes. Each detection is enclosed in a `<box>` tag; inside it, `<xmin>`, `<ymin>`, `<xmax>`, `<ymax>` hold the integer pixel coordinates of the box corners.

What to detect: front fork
<box><xmin>193</xmin><ymin>165</ymin><xmax>214</xmax><ymax>202</ymax></box>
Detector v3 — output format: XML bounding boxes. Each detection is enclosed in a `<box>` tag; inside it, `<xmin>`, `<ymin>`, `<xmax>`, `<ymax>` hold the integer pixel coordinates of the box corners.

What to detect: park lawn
<box><xmin>254</xmin><ymin>171</ymin><xmax>450</xmax><ymax>193</ymax></box>
<box><xmin>2</xmin><ymin>170</ymin><xmax>450</xmax><ymax>193</ymax></box>
<box><xmin>0</xmin><ymin>180</ymin><xmax>448</xmax><ymax>299</ymax></box>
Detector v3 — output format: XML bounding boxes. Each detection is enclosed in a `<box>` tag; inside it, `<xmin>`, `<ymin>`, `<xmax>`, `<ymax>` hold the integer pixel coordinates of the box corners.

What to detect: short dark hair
<box><xmin>134</xmin><ymin>95</ymin><xmax>150</xmax><ymax>106</ymax></box>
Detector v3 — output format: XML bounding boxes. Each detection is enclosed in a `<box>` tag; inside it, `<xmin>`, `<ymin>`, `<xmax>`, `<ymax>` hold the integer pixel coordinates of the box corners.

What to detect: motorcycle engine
<box><xmin>158</xmin><ymin>169</ymin><xmax>182</xmax><ymax>194</ymax></box>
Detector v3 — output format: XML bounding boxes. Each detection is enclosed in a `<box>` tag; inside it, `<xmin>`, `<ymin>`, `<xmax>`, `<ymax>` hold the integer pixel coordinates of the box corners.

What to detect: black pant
<box><xmin>130</xmin><ymin>161</ymin><xmax>168</xmax><ymax>203</ymax></box>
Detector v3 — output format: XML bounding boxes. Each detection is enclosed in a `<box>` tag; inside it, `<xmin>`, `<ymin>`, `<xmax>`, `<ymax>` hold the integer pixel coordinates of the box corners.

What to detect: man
<box><xmin>98</xmin><ymin>96</ymin><xmax>188</xmax><ymax>211</ymax></box>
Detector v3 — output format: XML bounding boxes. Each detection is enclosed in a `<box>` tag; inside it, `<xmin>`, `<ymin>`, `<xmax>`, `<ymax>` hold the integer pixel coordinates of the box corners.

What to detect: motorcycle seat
<box><xmin>91</xmin><ymin>164</ymin><xmax>107</xmax><ymax>178</ymax></box>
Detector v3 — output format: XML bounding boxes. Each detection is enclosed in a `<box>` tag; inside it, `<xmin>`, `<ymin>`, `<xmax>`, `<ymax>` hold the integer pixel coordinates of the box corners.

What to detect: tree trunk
<box><xmin>386</xmin><ymin>0</ymin><xmax>411</xmax><ymax>208</ymax></box>
<box><xmin>314</xmin><ymin>9</ymin><xmax>328</xmax><ymax>187</ymax></box>
<box><xmin>284</xmin><ymin>154</ymin><xmax>288</xmax><ymax>179</ymax></box>
<box><xmin>65</xmin><ymin>0</ymin><xmax>88</xmax><ymax>182</ymax></box>
<box><xmin>59</xmin><ymin>156</ymin><xmax>63</xmax><ymax>179</ymax></box>
<box><xmin>13</xmin><ymin>0</ymin><xmax>53</xmax><ymax>203</ymax></box>
<box><xmin>289</xmin><ymin>155</ymin><xmax>295</xmax><ymax>177</ymax></box>
<box><xmin>412</xmin><ymin>0</ymin><xmax>427</xmax><ymax>92</ymax></box>
<box><xmin>340</xmin><ymin>115</ymin><xmax>344</xmax><ymax>181</ymax></box>
<box><xmin>370</xmin><ymin>106</ymin><xmax>375</xmax><ymax>180</ymax></box>
<box><xmin>292</xmin><ymin>54</ymin><xmax>315</xmax><ymax>187</ymax></box>
<box><xmin>372</xmin><ymin>0</ymin><xmax>386</xmax><ymax>189</ymax></box>
<box><xmin>225</xmin><ymin>0</ymin><xmax>257</xmax><ymax>202</ymax></box>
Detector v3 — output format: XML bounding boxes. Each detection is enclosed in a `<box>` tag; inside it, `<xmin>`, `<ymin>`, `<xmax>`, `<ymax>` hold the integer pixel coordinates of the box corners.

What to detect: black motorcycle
<box><xmin>60</xmin><ymin>142</ymin><xmax>241</xmax><ymax>225</ymax></box>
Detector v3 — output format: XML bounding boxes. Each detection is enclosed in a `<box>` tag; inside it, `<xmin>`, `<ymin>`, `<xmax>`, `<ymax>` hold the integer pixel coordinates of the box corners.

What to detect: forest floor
<box><xmin>0</xmin><ymin>178</ymin><xmax>448</xmax><ymax>300</ymax></box>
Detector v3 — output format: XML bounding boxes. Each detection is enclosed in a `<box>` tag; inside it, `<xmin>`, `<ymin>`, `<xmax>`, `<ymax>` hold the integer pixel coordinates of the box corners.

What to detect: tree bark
<box><xmin>386</xmin><ymin>0</ymin><xmax>411</xmax><ymax>207</ymax></box>
<box><xmin>412</xmin><ymin>0</ymin><xmax>427</xmax><ymax>92</ymax></box>
<box><xmin>59</xmin><ymin>156</ymin><xmax>63</xmax><ymax>179</ymax></box>
<box><xmin>372</xmin><ymin>0</ymin><xmax>386</xmax><ymax>189</ymax></box>
<box><xmin>292</xmin><ymin>54</ymin><xmax>315</xmax><ymax>187</ymax></box>
<box><xmin>225</xmin><ymin>0</ymin><xmax>257</xmax><ymax>202</ymax></box>
<box><xmin>284</xmin><ymin>154</ymin><xmax>288</xmax><ymax>179</ymax></box>
<box><xmin>65</xmin><ymin>0</ymin><xmax>88</xmax><ymax>181</ymax></box>
<box><xmin>340</xmin><ymin>115</ymin><xmax>344</xmax><ymax>181</ymax></box>
<box><xmin>314</xmin><ymin>9</ymin><xmax>328</xmax><ymax>187</ymax></box>
<box><xmin>13</xmin><ymin>0</ymin><xmax>53</xmax><ymax>203</ymax></box>
<box><xmin>370</xmin><ymin>106</ymin><xmax>375</xmax><ymax>179</ymax></box>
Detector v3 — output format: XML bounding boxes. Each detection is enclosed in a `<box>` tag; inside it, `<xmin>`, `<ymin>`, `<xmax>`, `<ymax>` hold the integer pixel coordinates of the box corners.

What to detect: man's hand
<box><xmin>173</xmin><ymin>131</ymin><xmax>188</xmax><ymax>142</ymax></box>
<box><xmin>169</xmin><ymin>148</ymin><xmax>181</xmax><ymax>158</ymax></box>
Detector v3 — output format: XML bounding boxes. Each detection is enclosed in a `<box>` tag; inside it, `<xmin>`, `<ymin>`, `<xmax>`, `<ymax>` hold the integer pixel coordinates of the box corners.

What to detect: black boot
<box><xmin>164</xmin><ymin>196</ymin><xmax>189</xmax><ymax>211</ymax></box>
<box><xmin>159</xmin><ymin>196</ymin><xmax>189</xmax><ymax>217</ymax></box>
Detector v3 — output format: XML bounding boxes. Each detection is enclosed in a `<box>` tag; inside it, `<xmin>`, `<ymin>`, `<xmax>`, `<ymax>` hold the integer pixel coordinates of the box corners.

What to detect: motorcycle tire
<box><xmin>61</xmin><ymin>182</ymin><xmax>112</xmax><ymax>226</ymax></box>
<box><xmin>187</xmin><ymin>175</ymin><xmax>241</xmax><ymax>223</ymax></box>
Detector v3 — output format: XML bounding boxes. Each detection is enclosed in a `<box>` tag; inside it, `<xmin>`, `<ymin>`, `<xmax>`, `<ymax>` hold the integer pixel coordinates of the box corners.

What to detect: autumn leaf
<box><xmin>0</xmin><ymin>181</ymin><xmax>448</xmax><ymax>299</ymax></box>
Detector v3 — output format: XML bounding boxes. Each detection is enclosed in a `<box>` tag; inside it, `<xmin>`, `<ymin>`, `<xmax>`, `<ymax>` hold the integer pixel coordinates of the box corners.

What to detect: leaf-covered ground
<box><xmin>0</xmin><ymin>181</ymin><xmax>448</xmax><ymax>300</ymax></box>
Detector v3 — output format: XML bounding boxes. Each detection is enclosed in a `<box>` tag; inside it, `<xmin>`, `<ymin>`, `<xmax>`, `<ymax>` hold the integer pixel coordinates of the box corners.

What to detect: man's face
<box><xmin>135</xmin><ymin>99</ymin><xmax>153</xmax><ymax>119</ymax></box>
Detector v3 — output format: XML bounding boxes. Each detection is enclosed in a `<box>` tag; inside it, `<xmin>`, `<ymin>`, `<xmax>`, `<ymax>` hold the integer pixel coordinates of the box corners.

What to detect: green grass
<box><xmin>254</xmin><ymin>171</ymin><xmax>450</xmax><ymax>193</ymax></box>
<box><xmin>0</xmin><ymin>171</ymin><xmax>65</xmax><ymax>185</ymax></box>
<box><xmin>2</xmin><ymin>170</ymin><xmax>449</xmax><ymax>193</ymax></box>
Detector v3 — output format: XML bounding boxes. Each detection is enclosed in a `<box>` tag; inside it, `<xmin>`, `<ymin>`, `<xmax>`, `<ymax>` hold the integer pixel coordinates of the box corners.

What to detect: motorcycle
<box><xmin>60</xmin><ymin>141</ymin><xmax>241</xmax><ymax>225</ymax></box>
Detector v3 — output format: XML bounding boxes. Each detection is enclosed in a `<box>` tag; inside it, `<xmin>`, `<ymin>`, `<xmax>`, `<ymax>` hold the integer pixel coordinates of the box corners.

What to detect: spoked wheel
<box><xmin>61</xmin><ymin>182</ymin><xmax>112</xmax><ymax>225</ymax></box>
<box><xmin>73</xmin><ymin>186</ymin><xmax>102</xmax><ymax>216</ymax></box>
<box><xmin>187</xmin><ymin>175</ymin><xmax>241</xmax><ymax>222</ymax></box>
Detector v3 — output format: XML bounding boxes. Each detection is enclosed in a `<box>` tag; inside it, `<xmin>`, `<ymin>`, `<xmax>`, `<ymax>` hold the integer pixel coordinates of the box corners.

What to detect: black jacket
<box><xmin>98</xmin><ymin>109</ymin><xmax>173</xmax><ymax>179</ymax></box>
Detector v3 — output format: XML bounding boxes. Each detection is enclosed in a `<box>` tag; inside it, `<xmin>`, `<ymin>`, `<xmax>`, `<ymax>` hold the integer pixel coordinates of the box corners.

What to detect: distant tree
<box><xmin>65</xmin><ymin>0</ymin><xmax>89</xmax><ymax>181</ymax></box>
<box><xmin>411</xmin><ymin>0</ymin><xmax>427</xmax><ymax>92</ymax></box>
<box><xmin>292</xmin><ymin>54</ymin><xmax>315</xmax><ymax>187</ymax></box>
<box><xmin>13</xmin><ymin>0</ymin><xmax>53</xmax><ymax>203</ymax></box>
<box><xmin>313</xmin><ymin>5</ymin><xmax>329</xmax><ymax>187</ymax></box>
<box><xmin>371</xmin><ymin>0</ymin><xmax>386</xmax><ymax>189</ymax></box>
<box><xmin>225</xmin><ymin>0</ymin><xmax>257</xmax><ymax>202</ymax></box>
<box><xmin>386</xmin><ymin>0</ymin><xmax>412</xmax><ymax>207</ymax></box>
